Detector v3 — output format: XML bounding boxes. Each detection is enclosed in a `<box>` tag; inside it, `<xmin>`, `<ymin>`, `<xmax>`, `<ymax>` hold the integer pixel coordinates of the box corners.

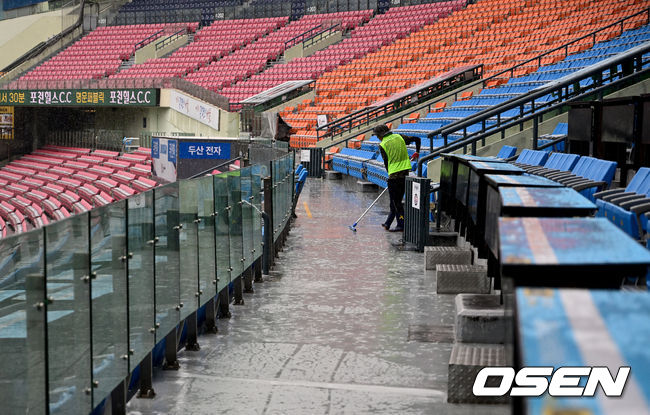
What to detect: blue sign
<box><xmin>152</xmin><ymin>138</ymin><xmax>160</xmax><ymax>159</ymax></box>
<box><xmin>168</xmin><ymin>140</ymin><xmax>177</xmax><ymax>163</ymax></box>
<box><xmin>179</xmin><ymin>141</ymin><xmax>231</xmax><ymax>160</ymax></box>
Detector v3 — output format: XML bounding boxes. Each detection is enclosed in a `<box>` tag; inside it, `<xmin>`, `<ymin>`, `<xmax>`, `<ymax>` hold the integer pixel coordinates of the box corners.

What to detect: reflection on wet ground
<box><xmin>127</xmin><ymin>177</ymin><xmax>510</xmax><ymax>415</ymax></box>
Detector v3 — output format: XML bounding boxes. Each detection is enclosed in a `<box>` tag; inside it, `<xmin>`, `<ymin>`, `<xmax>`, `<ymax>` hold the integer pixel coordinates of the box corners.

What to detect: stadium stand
<box><xmin>396</xmin><ymin>17</ymin><xmax>650</xmax><ymax>141</ymax></box>
<box><xmin>111</xmin><ymin>18</ymin><xmax>288</xmax><ymax>80</ymax></box>
<box><xmin>221</xmin><ymin>3</ymin><xmax>456</xmax><ymax>103</ymax></box>
<box><xmin>0</xmin><ymin>145</ymin><xmax>155</xmax><ymax>237</ymax></box>
<box><xmin>185</xmin><ymin>11</ymin><xmax>373</xmax><ymax>94</ymax></box>
<box><xmin>19</xmin><ymin>24</ymin><xmax>191</xmax><ymax>81</ymax></box>
<box><xmin>288</xmin><ymin>0</ymin><xmax>648</xmax><ymax>146</ymax></box>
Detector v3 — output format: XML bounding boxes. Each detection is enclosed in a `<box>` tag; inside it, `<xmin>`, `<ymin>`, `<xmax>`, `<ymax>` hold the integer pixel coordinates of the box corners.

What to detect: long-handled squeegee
<box><xmin>349</xmin><ymin>187</ymin><xmax>389</xmax><ymax>232</ymax></box>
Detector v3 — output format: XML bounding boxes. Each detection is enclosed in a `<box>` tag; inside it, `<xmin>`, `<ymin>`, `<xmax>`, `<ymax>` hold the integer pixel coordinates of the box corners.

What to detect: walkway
<box><xmin>126</xmin><ymin>177</ymin><xmax>510</xmax><ymax>415</ymax></box>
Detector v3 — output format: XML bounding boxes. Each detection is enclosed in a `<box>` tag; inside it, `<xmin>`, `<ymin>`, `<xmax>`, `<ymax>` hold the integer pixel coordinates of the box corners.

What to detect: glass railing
<box><xmin>0</xmin><ymin>153</ymin><xmax>294</xmax><ymax>414</ymax></box>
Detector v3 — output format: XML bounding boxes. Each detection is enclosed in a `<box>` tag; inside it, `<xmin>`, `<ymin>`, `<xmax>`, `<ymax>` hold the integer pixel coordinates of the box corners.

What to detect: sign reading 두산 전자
<box><xmin>0</xmin><ymin>89</ymin><xmax>158</xmax><ymax>106</ymax></box>
<box><xmin>179</xmin><ymin>141</ymin><xmax>231</xmax><ymax>160</ymax></box>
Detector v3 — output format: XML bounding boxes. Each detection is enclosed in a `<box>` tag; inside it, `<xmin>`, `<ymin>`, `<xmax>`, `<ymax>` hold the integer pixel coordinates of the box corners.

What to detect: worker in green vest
<box><xmin>375</xmin><ymin>124</ymin><xmax>420</xmax><ymax>232</ymax></box>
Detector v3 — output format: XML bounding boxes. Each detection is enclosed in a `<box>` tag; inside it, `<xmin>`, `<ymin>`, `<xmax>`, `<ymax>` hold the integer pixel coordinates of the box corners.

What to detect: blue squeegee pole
<box><xmin>350</xmin><ymin>187</ymin><xmax>388</xmax><ymax>230</ymax></box>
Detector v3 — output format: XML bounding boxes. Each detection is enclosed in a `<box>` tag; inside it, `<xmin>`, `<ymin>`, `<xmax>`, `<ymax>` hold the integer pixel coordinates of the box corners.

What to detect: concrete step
<box><xmin>437</xmin><ymin>264</ymin><xmax>490</xmax><ymax>294</ymax></box>
<box><xmin>424</xmin><ymin>246</ymin><xmax>472</xmax><ymax>270</ymax></box>
<box><xmin>324</xmin><ymin>170</ymin><xmax>342</xmax><ymax>180</ymax></box>
<box><xmin>356</xmin><ymin>180</ymin><xmax>376</xmax><ymax>192</ymax></box>
<box><xmin>454</xmin><ymin>294</ymin><xmax>509</xmax><ymax>344</ymax></box>
<box><xmin>448</xmin><ymin>343</ymin><xmax>509</xmax><ymax>404</ymax></box>
<box><xmin>427</xmin><ymin>231</ymin><xmax>458</xmax><ymax>247</ymax></box>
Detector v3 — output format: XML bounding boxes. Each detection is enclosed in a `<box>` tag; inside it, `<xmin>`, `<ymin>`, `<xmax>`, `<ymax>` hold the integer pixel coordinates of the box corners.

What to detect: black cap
<box><xmin>373</xmin><ymin>124</ymin><xmax>390</xmax><ymax>138</ymax></box>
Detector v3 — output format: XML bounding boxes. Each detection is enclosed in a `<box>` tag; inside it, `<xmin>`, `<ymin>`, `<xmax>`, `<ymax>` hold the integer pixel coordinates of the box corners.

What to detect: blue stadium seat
<box><xmin>544</xmin><ymin>156</ymin><xmax>617</xmax><ymax>201</ymax></box>
<box><xmin>496</xmin><ymin>145</ymin><xmax>517</xmax><ymax>159</ymax></box>
<box><xmin>513</xmin><ymin>149</ymin><xmax>549</xmax><ymax>167</ymax></box>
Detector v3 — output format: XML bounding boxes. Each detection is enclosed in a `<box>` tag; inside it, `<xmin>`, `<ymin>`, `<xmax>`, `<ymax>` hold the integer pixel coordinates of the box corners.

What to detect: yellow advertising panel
<box><xmin>0</xmin><ymin>106</ymin><xmax>14</xmax><ymax>140</ymax></box>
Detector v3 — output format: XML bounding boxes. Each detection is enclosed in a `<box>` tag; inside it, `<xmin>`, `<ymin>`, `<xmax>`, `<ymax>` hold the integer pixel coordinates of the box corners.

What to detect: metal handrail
<box><xmin>135</xmin><ymin>29</ymin><xmax>164</xmax><ymax>50</ymax></box>
<box><xmin>416</xmin><ymin>65</ymin><xmax>650</xmax><ymax>176</ymax></box>
<box><xmin>319</xmin><ymin>6</ymin><xmax>650</xmax><ymax>150</ymax></box>
<box><xmin>155</xmin><ymin>28</ymin><xmax>187</xmax><ymax>51</ymax></box>
<box><xmin>316</xmin><ymin>65</ymin><xmax>483</xmax><ymax>143</ymax></box>
<box><xmin>1</xmin><ymin>0</ymin><xmax>86</xmax><ymax>74</ymax></box>
<box><xmin>424</xmin><ymin>7</ymin><xmax>650</xmax><ymax>143</ymax></box>
<box><xmin>302</xmin><ymin>23</ymin><xmax>341</xmax><ymax>50</ymax></box>
<box><xmin>284</xmin><ymin>24</ymin><xmax>324</xmax><ymax>50</ymax></box>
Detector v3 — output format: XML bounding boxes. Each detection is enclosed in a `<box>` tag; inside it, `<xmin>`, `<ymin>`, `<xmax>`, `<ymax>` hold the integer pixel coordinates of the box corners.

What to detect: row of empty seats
<box><xmin>18</xmin><ymin>24</ymin><xmax>191</xmax><ymax>82</ymax></box>
<box><xmin>0</xmin><ymin>145</ymin><xmax>156</xmax><ymax>238</ymax></box>
<box><xmin>112</xmin><ymin>17</ymin><xmax>288</xmax><ymax>79</ymax></box>
<box><xmin>396</xmin><ymin>23</ymin><xmax>650</xmax><ymax>142</ymax></box>
<box><xmin>223</xmin><ymin>4</ymin><xmax>452</xmax><ymax>105</ymax></box>
<box><xmin>185</xmin><ymin>11</ymin><xmax>372</xmax><ymax>93</ymax></box>
<box><xmin>287</xmin><ymin>0</ymin><xmax>647</xmax><ymax>147</ymax></box>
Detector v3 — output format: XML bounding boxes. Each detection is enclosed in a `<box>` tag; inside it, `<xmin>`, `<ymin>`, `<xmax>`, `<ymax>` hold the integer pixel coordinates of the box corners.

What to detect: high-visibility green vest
<box><xmin>380</xmin><ymin>133</ymin><xmax>411</xmax><ymax>176</ymax></box>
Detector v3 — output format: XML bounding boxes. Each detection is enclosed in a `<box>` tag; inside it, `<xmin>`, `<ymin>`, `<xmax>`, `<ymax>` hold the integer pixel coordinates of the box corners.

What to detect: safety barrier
<box><xmin>0</xmin><ymin>151</ymin><xmax>294</xmax><ymax>414</ymax></box>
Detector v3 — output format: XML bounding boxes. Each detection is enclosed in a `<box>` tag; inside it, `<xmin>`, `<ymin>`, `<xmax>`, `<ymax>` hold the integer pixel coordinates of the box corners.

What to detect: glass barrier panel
<box><xmin>240</xmin><ymin>167</ymin><xmax>253</xmax><ymax>270</ymax></box>
<box><xmin>251</xmin><ymin>165</ymin><xmax>263</xmax><ymax>263</ymax></box>
<box><xmin>272</xmin><ymin>159</ymin><xmax>280</xmax><ymax>243</ymax></box>
<box><xmin>287</xmin><ymin>153</ymin><xmax>296</xmax><ymax>229</ymax></box>
<box><xmin>45</xmin><ymin>213</ymin><xmax>91</xmax><ymax>415</ymax></box>
<box><xmin>227</xmin><ymin>172</ymin><xmax>244</xmax><ymax>279</ymax></box>
<box><xmin>0</xmin><ymin>230</ymin><xmax>47</xmax><ymax>415</ymax></box>
<box><xmin>126</xmin><ymin>191</ymin><xmax>155</xmax><ymax>370</ymax></box>
<box><xmin>90</xmin><ymin>201</ymin><xmax>128</xmax><ymax>407</ymax></box>
<box><xmin>197</xmin><ymin>175</ymin><xmax>217</xmax><ymax>305</ymax></box>
<box><xmin>153</xmin><ymin>182</ymin><xmax>180</xmax><ymax>342</ymax></box>
<box><xmin>213</xmin><ymin>174</ymin><xmax>231</xmax><ymax>294</ymax></box>
<box><xmin>179</xmin><ymin>180</ymin><xmax>198</xmax><ymax>320</ymax></box>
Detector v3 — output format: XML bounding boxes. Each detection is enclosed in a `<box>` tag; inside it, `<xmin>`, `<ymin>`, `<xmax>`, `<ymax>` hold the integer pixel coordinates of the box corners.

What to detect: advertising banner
<box><xmin>0</xmin><ymin>106</ymin><xmax>13</xmax><ymax>139</ymax></box>
<box><xmin>152</xmin><ymin>137</ymin><xmax>178</xmax><ymax>182</ymax></box>
<box><xmin>170</xmin><ymin>90</ymin><xmax>220</xmax><ymax>131</ymax></box>
<box><xmin>0</xmin><ymin>89</ymin><xmax>158</xmax><ymax>106</ymax></box>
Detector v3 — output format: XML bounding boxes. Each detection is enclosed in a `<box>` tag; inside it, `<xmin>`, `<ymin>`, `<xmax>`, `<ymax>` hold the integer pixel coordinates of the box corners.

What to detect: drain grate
<box><xmin>408</xmin><ymin>324</ymin><xmax>455</xmax><ymax>343</ymax></box>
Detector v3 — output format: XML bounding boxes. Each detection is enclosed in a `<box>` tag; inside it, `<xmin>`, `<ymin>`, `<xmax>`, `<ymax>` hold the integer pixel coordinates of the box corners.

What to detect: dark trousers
<box><xmin>385</xmin><ymin>176</ymin><xmax>406</xmax><ymax>228</ymax></box>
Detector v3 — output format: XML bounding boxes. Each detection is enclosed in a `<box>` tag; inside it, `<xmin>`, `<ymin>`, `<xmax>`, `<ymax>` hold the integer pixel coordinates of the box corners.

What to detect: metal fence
<box><xmin>0</xmin><ymin>152</ymin><xmax>294</xmax><ymax>414</ymax></box>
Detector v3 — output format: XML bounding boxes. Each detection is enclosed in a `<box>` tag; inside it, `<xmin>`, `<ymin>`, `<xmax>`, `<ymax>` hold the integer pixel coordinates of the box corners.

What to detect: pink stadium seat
<box><xmin>95</xmin><ymin>177</ymin><xmax>119</xmax><ymax>194</ymax></box>
<box><xmin>88</xmin><ymin>165</ymin><xmax>115</xmax><ymax>177</ymax></box>
<box><xmin>92</xmin><ymin>149</ymin><xmax>120</xmax><ymax>158</ymax></box>
<box><xmin>113</xmin><ymin>184</ymin><xmax>136</xmax><ymax>200</ymax></box>
<box><xmin>42</xmin><ymin>183</ymin><xmax>65</xmax><ymax>198</ymax></box>
<box><xmin>64</xmin><ymin>160</ymin><xmax>91</xmax><ymax>171</ymax></box>
<box><xmin>132</xmin><ymin>177</ymin><xmax>157</xmax><ymax>192</ymax></box>
<box><xmin>112</xmin><ymin>170</ymin><xmax>136</xmax><ymax>186</ymax></box>
<box><xmin>130</xmin><ymin>163</ymin><xmax>151</xmax><ymax>176</ymax></box>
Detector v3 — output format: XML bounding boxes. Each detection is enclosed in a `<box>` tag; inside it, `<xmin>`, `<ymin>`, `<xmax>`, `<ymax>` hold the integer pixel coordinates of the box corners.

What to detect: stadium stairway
<box><xmin>122</xmin><ymin>175</ymin><xmax>509</xmax><ymax>415</ymax></box>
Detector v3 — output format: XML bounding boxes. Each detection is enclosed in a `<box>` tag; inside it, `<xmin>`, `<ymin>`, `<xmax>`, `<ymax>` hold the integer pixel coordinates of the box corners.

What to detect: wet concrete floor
<box><xmin>126</xmin><ymin>177</ymin><xmax>510</xmax><ymax>415</ymax></box>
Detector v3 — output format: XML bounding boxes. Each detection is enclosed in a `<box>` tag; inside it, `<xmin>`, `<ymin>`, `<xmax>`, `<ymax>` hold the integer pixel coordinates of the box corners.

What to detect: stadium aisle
<box><xmin>126</xmin><ymin>178</ymin><xmax>509</xmax><ymax>414</ymax></box>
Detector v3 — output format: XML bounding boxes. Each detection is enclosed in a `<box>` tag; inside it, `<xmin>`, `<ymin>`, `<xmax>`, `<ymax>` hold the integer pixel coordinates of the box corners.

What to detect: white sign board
<box><xmin>316</xmin><ymin>114</ymin><xmax>328</xmax><ymax>128</ymax></box>
<box><xmin>170</xmin><ymin>90</ymin><xmax>220</xmax><ymax>131</ymax></box>
<box><xmin>301</xmin><ymin>149</ymin><xmax>311</xmax><ymax>162</ymax></box>
<box><xmin>151</xmin><ymin>137</ymin><xmax>177</xmax><ymax>183</ymax></box>
<box><xmin>412</xmin><ymin>182</ymin><xmax>421</xmax><ymax>210</ymax></box>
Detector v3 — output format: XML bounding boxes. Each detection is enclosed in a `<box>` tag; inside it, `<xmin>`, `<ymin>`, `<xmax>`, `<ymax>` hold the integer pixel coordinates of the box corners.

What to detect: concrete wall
<box><xmin>135</xmin><ymin>34</ymin><xmax>188</xmax><ymax>65</ymax></box>
<box><xmin>604</xmin><ymin>77</ymin><xmax>650</xmax><ymax>99</ymax></box>
<box><xmin>284</xmin><ymin>30</ymin><xmax>342</xmax><ymax>63</ymax></box>
<box><xmin>94</xmin><ymin>90</ymin><xmax>240</xmax><ymax>138</ymax></box>
<box><xmin>0</xmin><ymin>8</ymin><xmax>77</xmax><ymax>69</ymax></box>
